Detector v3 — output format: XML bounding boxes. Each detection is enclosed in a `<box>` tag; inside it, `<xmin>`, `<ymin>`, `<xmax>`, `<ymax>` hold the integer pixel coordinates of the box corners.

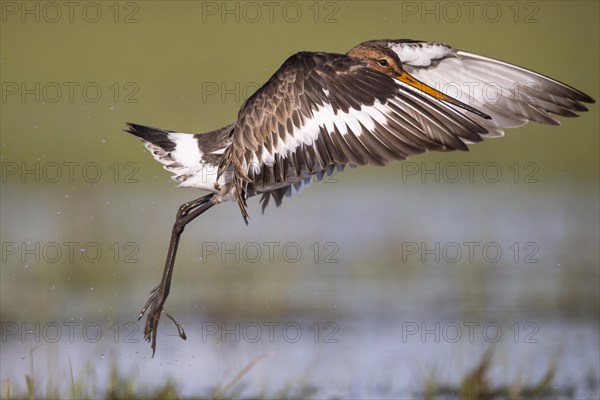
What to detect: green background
<box><xmin>1</xmin><ymin>1</ymin><xmax>598</xmax><ymax>397</ymax></box>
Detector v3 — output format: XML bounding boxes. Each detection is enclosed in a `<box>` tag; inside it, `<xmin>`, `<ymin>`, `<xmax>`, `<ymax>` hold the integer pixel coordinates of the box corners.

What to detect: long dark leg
<box><xmin>138</xmin><ymin>193</ymin><xmax>215</xmax><ymax>356</ymax></box>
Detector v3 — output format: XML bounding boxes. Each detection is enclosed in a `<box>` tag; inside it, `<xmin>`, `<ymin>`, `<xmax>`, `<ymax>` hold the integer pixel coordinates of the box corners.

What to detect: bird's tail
<box><xmin>124</xmin><ymin>123</ymin><xmax>177</xmax><ymax>153</ymax></box>
<box><xmin>124</xmin><ymin>122</ymin><xmax>205</xmax><ymax>186</ymax></box>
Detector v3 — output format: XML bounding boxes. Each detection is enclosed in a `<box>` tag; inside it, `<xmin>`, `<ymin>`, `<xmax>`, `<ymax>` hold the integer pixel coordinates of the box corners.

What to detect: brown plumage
<box><xmin>125</xmin><ymin>39</ymin><xmax>594</xmax><ymax>356</ymax></box>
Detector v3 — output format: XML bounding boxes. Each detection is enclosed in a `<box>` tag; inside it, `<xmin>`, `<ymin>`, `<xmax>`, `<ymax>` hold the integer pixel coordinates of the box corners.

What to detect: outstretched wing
<box><xmin>385</xmin><ymin>40</ymin><xmax>595</xmax><ymax>136</ymax></box>
<box><xmin>218</xmin><ymin>51</ymin><xmax>491</xmax><ymax>218</ymax></box>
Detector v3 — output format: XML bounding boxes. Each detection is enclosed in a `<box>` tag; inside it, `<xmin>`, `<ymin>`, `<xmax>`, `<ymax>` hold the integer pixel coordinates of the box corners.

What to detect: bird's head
<box><xmin>346</xmin><ymin>41</ymin><xmax>404</xmax><ymax>77</ymax></box>
<box><xmin>347</xmin><ymin>40</ymin><xmax>492</xmax><ymax>120</ymax></box>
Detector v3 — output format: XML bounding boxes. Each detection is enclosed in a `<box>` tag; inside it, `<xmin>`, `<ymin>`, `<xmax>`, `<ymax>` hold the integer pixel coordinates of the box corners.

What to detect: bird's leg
<box><xmin>138</xmin><ymin>193</ymin><xmax>215</xmax><ymax>356</ymax></box>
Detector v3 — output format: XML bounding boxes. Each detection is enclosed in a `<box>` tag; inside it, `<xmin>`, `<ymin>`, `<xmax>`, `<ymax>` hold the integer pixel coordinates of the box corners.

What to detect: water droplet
<box><xmin>101</xmin><ymin>138</ymin><xmax>106</xmax><ymax>143</ymax></box>
<box><xmin>105</xmin><ymin>201</ymin><xmax>110</xmax><ymax>205</ymax></box>
<box><xmin>56</xmin><ymin>211</ymin><xmax>61</xmax><ymax>214</ymax></box>
<box><xmin>65</xmin><ymin>194</ymin><xmax>70</xmax><ymax>198</ymax></box>
<box><xmin>50</xmin><ymin>285</ymin><xmax>55</xmax><ymax>290</ymax></box>
<box><xmin>90</xmin><ymin>287</ymin><xmax>94</xmax><ymax>291</ymax></box>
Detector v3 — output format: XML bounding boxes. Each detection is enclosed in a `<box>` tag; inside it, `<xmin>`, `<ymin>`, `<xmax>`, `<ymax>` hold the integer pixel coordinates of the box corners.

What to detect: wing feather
<box><xmin>219</xmin><ymin>43</ymin><xmax>593</xmax><ymax>217</ymax></box>
<box><xmin>218</xmin><ymin>51</ymin><xmax>492</xmax><ymax>215</ymax></box>
<box><xmin>386</xmin><ymin>40</ymin><xmax>594</xmax><ymax>135</ymax></box>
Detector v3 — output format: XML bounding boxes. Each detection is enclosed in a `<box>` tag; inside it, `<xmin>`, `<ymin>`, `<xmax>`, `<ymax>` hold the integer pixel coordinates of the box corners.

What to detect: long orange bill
<box><xmin>396</xmin><ymin>71</ymin><xmax>491</xmax><ymax>120</ymax></box>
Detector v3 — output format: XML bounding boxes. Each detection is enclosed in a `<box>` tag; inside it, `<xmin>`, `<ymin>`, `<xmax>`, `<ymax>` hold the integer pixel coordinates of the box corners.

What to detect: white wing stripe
<box><xmin>387</xmin><ymin>42</ymin><xmax>453</xmax><ymax>67</ymax></box>
<box><xmin>261</xmin><ymin>99</ymin><xmax>394</xmax><ymax>165</ymax></box>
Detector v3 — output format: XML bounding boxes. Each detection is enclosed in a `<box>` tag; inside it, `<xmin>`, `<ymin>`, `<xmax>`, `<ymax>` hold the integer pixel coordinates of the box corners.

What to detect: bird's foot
<box><xmin>138</xmin><ymin>284</ymin><xmax>186</xmax><ymax>357</ymax></box>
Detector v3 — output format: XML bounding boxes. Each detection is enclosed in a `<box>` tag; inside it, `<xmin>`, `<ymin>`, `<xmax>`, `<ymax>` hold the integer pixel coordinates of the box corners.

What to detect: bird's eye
<box><xmin>377</xmin><ymin>59</ymin><xmax>388</xmax><ymax>67</ymax></box>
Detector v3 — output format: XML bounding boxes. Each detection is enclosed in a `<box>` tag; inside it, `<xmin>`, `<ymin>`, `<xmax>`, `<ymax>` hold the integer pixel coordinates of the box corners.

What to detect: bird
<box><xmin>124</xmin><ymin>39</ymin><xmax>594</xmax><ymax>356</ymax></box>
